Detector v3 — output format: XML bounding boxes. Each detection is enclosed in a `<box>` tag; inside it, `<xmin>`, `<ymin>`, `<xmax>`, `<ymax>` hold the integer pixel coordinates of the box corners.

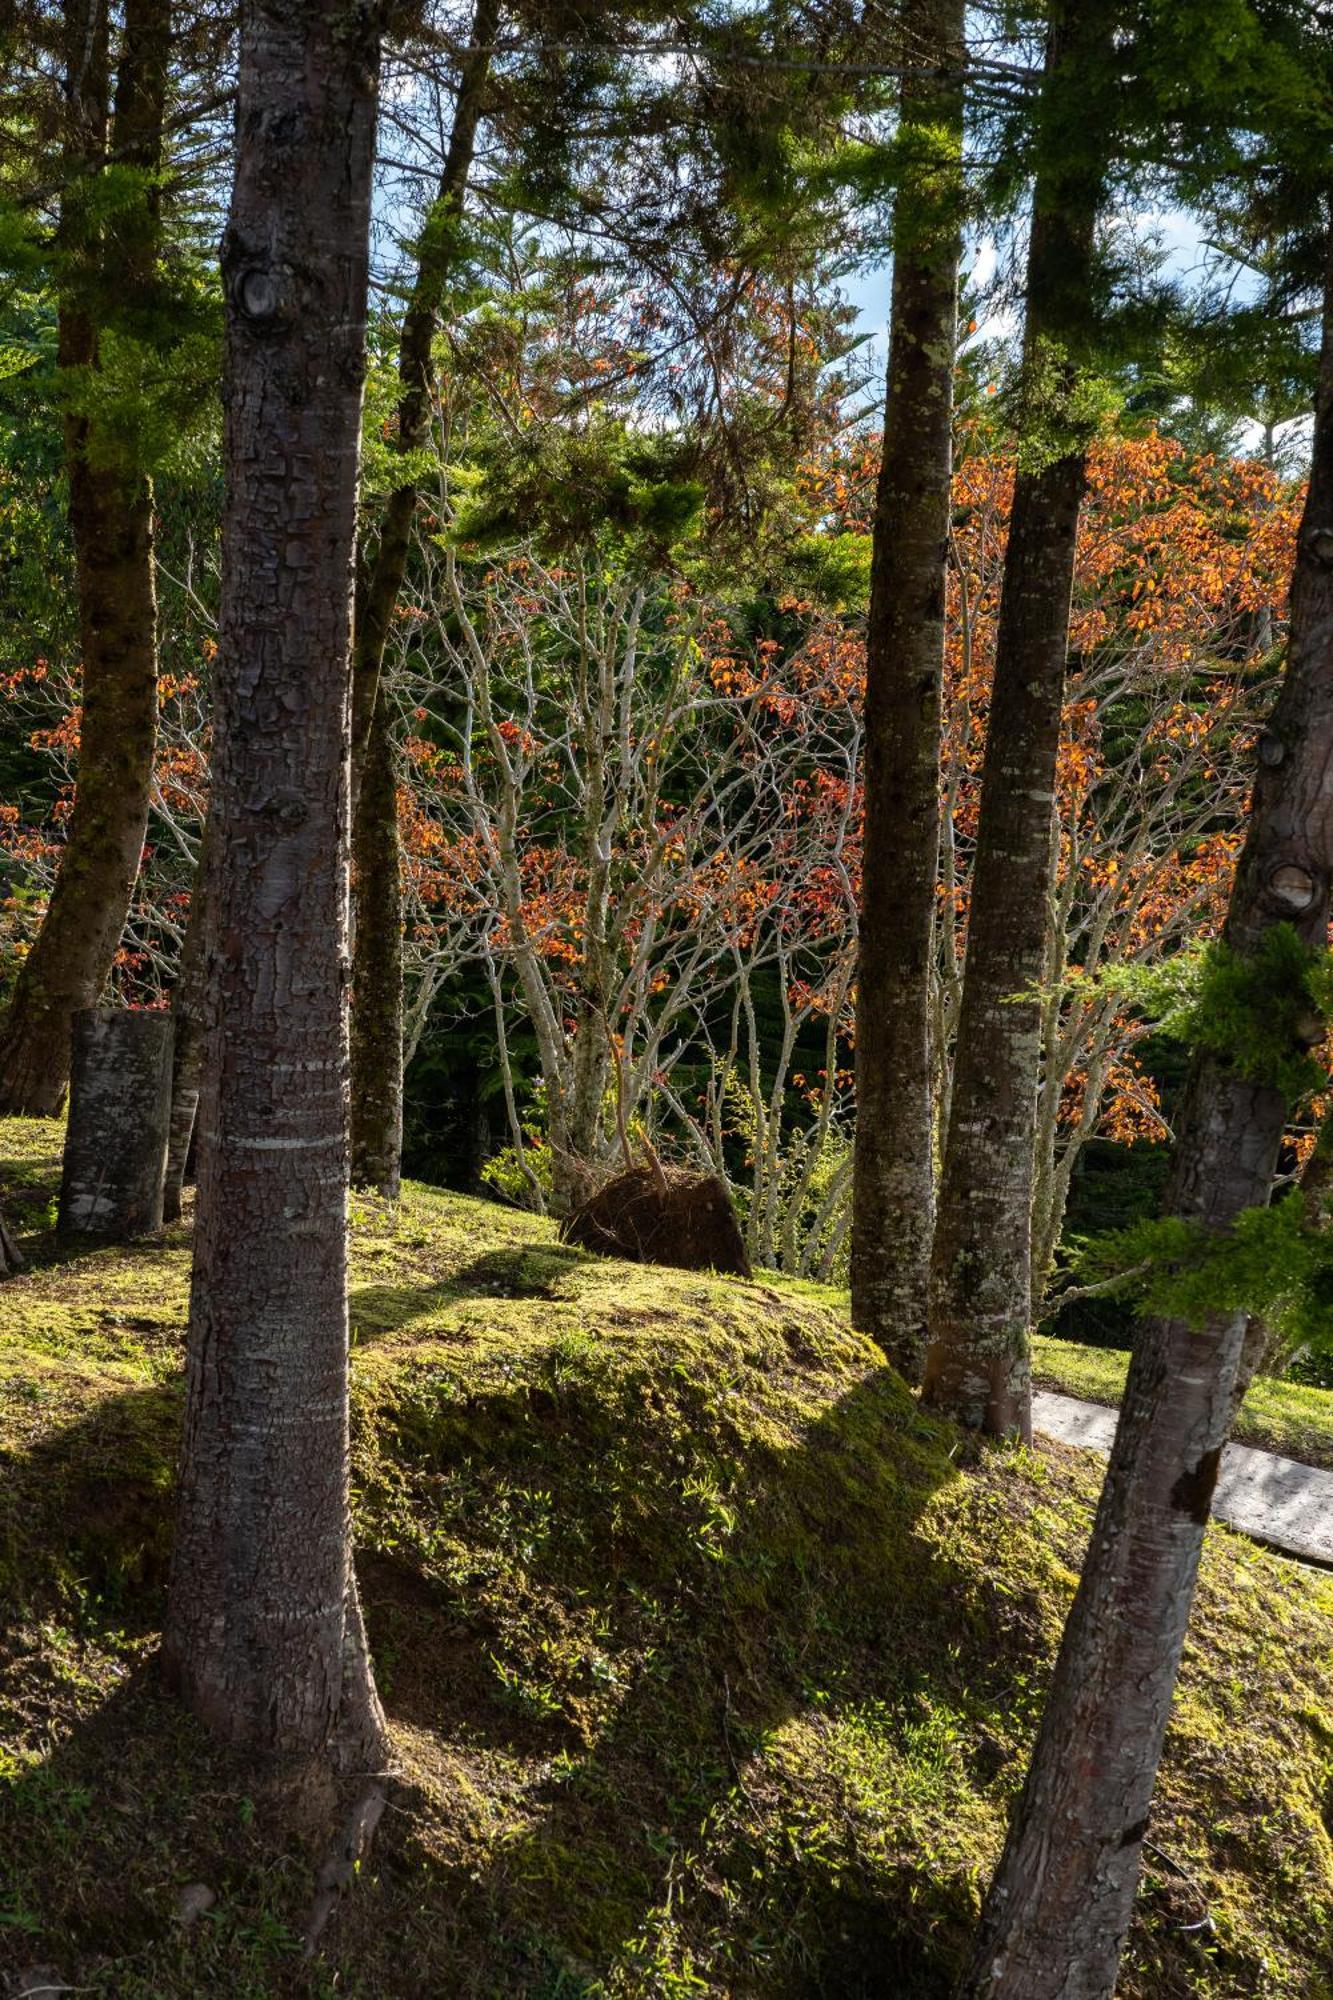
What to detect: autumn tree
<box><xmin>161</xmin><ymin>0</ymin><xmax>387</xmax><ymax>1783</ymax></box>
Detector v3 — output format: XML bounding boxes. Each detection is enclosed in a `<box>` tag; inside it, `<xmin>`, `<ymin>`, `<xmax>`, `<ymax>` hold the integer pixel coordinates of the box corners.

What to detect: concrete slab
<box><xmin>1032</xmin><ymin>1389</ymin><xmax>1333</xmax><ymax>1569</ymax></box>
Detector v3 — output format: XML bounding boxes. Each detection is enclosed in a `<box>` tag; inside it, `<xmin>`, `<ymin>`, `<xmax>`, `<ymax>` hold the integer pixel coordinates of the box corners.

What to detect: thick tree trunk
<box><xmin>161</xmin><ymin>0</ymin><xmax>386</xmax><ymax>1777</ymax></box>
<box><xmin>162</xmin><ymin>830</ymin><xmax>209</xmax><ymax>1223</ymax></box>
<box><xmin>348</xmin><ymin>0</ymin><xmax>497</xmax><ymax>1193</ymax></box>
<box><xmin>923</xmin><ymin>0</ymin><xmax>1115</xmax><ymax>1438</ymax></box>
<box><xmin>849</xmin><ymin>0</ymin><xmax>964</xmax><ymax>1381</ymax></box>
<box><xmin>961</xmin><ymin>214</ymin><xmax>1333</xmax><ymax>2000</ymax></box>
<box><xmin>58</xmin><ymin>1007</ymin><xmax>172</xmax><ymax>1241</ymax></box>
<box><xmin>349</xmin><ymin>685</ymin><xmax>404</xmax><ymax>1196</ymax></box>
<box><xmin>0</xmin><ymin>0</ymin><xmax>168</xmax><ymax>1115</ymax></box>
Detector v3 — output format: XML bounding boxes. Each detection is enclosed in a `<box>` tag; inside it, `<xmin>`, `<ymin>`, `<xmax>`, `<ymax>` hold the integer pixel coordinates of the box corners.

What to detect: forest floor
<box><xmin>0</xmin><ymin>1118</ymin><xmax>1331</xmax><ymax>1999</ymax></box>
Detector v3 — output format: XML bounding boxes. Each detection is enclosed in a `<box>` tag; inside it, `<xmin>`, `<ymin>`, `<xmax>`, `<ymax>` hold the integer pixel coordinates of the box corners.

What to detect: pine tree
<box><xmin>349</xmin><ymin>0</ymin><xmax>500</xmax><ymax>1199</ymax></box>
<box><xmin>923</xmin><ymin>0</ymin><xmax>1122</xmax><ymax>1437</ymax></box>
<box><xmin>959</xmin><ymin>198</ymin><xmax>1333</xmax><ymax>2000</ymax></box>
<box><xmin>0</xmin><ymin>0</ymin><xmax>171</xmax><ymax>1114</ymax></box>
<box><xmin>850</xmin><ymin>0</ymin><xmax>965</xmax><ymax>1380</ymax></box>
<box><xmin>161</xmin><ymin>0</ymin><xmax>387</xmax><ymax>1782</ymax></box>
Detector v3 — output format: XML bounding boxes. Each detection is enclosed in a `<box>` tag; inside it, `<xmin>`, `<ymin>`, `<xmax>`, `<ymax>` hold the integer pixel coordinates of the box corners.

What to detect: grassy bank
<box><xmin>0</xmin><ymin>1119</ymin><xmax>1330</xmax><ymax>1997</ymax></box>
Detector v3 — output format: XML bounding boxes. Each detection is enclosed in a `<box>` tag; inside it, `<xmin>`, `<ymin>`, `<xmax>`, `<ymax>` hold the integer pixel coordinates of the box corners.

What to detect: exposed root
<box><xmin>302</xmin><ymin>1782</ymin><xmax>387</xmax><ymax>1955</ymax></box>
<box><xmin>561</xmin><ymin>1160</ymin><xmax>751</xmax><ymax>1277</ymax></box>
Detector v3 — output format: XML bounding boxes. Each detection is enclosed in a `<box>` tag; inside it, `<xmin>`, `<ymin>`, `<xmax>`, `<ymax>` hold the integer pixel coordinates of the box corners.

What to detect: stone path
<box><xmin>1032</xmin><ymin>1390</ymin><xmax>1333</xmax><ymax>1569</ymax></box>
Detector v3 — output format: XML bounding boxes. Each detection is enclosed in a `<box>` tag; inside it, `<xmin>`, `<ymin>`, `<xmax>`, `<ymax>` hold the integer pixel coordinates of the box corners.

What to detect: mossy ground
<box><xmin>0</xmin><ymin>1117</ymin><xmax>1330</xmax><ymax>1998</ymax></box>
<box><xmin>779</xmin><ymin>1273</ymin><xmax>1333</xmax><ymax>1474</ymax></box>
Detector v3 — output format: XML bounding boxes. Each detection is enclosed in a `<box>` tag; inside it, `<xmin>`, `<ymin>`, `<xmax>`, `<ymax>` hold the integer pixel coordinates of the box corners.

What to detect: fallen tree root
<box><xmin>561</xmin><ymin>1161</ymin><xmax>751</xmax><ymax>1277</ymax></box>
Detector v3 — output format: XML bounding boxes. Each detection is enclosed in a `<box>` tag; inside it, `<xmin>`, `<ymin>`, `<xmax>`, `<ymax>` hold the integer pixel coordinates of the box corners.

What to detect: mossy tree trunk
<box><xmin>58</xmin><ymin>1007</ymin><xmax>173</xmax><ymax>1241</ymax></box>
<box><xmin>161</xmin><ymin>0</ymin><xmax>386</xmax><ymax>1778</ymax></box>
<box><xmin>0</xmin><ymin>0</ymin><xmax>169</xmax><ymax>1116</ymax></box>
<box><xmin>923</xmin><ymin>0</ymin><xmax>1118</xmax><ymax>1439</ymax></box>
<box><xmin>349</xmin><ymin>0</ymin><xmax>498</xmax><ymax>1197</ymax></box>
<box><xmin>960</xmin><ymin>210</ymin><xmax>1333</xmax><ymax>2000</ymax></box>
<box><xmin>849</xmin><ymin>0</ymin><xmax>964</xmax><ymax>1382</ymax></box>
<box><xmin>349</xmin><ymin>689</ymin><xmax>404</xmax><ymax>1196</ymax></box>
<box><xmin>0</xmin><ymin>1203</ymin><xmax>22</xmax><ymax>1275</ymax></box>
<box><xmin>162</xmin><ymin>826</ymin><xmax>210</xmax><ymax>1223</ymax></box>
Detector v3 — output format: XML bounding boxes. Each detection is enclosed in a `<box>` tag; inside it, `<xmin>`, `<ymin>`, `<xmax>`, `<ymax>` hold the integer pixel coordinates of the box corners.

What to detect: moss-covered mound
<box><xmin>0</xmin><ymin>1118</ymin><xmax>1330</xmax><ymax>1998</ymax></box>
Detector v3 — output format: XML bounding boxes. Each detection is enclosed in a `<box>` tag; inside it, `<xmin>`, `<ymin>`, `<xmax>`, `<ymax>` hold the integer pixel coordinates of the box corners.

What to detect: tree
<box><xmin>407</xmin><ymin>540</ymin><xmax>849</xmax><ymax>1213</ymax></box>
<box><xmin>933</xmin><ymin>429</ymin><xmax>1296</xmax><ymax>1296</ymax></box>
<box><xmin>959</xmin><ymin>205</ymin><xmax>1333</xmax><ymax>2000</ymax></box>
<box><xmin>849</xmin><ymin>0</ymin><xmax>965</xmax><ymax>1381</ymax></box>
<box><xmin>161</xmin><ymin>0</ymin><xmax>387</xmax><ymax>1781</ymax></box>
<box><xmin>0</xmin><ymin>0</ymin><xmax>171</xmax><ymax>1114</ymax></box>
<box><xmin>924</xmin><ymin>0</ymin><xmax>1121</xmax><ymax>1437</ymax></box>
<box><xmin>349</xmin><ymin>0</ymin><xmax>500</xmax><ymax>1197</ymax></box>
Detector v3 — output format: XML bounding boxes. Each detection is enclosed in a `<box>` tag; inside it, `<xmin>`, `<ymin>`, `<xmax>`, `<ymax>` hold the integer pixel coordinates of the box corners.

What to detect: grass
<box><xmin>774</xmin><ymin>1273</ymin><xmax>1333</xmax><ymax>1474</ymax></box>
<box><xmin>0</xmin><ymin>1116</ymin><xmax>1330</xmax><ymax>1997</ymax></box>
<box><xmin>1031</xmin><ymin>1335</ymin><xmax>1333</xmax><ymax>1471</ymax></box>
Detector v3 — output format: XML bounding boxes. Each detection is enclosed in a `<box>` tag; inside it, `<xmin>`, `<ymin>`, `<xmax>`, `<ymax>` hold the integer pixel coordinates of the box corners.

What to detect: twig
<box><xmin>1142</xmin><ymin>1835</ymin><xmax>1215</xmax><ymax>1934</ymax></box>
<box><xmin>1038</xmin><ymin>1258</ymin><xmax>1153</xmax><ymax>1316</ymax></box>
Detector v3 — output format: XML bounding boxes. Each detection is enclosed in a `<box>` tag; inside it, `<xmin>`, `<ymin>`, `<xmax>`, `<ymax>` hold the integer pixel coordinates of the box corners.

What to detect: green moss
<box><xmin>0</xmin><ymin>1126</ymin><xmax>1330</xmax><ymax>1997</ymax></box>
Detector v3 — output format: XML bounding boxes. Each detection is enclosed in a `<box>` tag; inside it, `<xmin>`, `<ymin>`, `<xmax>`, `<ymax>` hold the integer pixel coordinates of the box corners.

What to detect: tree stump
<box><xmin>58</xmin><ymin>1008</ymin><xmax>174</xmax><ymax>1242</ymax></box>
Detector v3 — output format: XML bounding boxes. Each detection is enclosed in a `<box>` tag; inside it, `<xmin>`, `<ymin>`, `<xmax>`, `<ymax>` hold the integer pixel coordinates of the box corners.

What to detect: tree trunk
<box><xmin>960</xmin><ymin>210</ymin><xmax>1333</xmax><ymax>2000</ymax></box>
<box><xmin>0</xmin><ymin>0</ymin><xmax>169</xmax><ymax>1116</ymax></box>
<box><xmin>348</xmin><ymin>0</ymin><xmax>497</xmax><ymax>1192</ymax></box>
<box><xmin>58</xmin><ymin>1007</ymin><xmax>173</xmax><ymax>1241</ymax></box>
<box><xmin>161</xmin><ymin>0</ymin><xmax>386</xmax><ymax>1778</ymax></box>
<box><xmin>349</xmin><ymin>684</ymin><xmax>404</xmax><ymax>1196</ymax></box>
<box><xmin>0</xmin><ymin>1210</ymin><xmax>20</xmax><ymax>1277</ymax></box>
<box><xmin>849</xmin><ymin>0</ymin><xmax>964</xmax><ymax>1381</ymax></box>
<box><xmin>923</xmin><ymin>0</ymin><xmax>1116</xmax><ymax>1438</ymax></box>
<box><xmin>162</xmin><ymin>828</ymin><xmax>210</xmax><ymax>1223</ymax></box>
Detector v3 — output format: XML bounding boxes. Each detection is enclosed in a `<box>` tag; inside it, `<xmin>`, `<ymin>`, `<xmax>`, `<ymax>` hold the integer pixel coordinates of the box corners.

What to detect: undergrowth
<box><xmin>0</xmin><ymin>1118</ymin><xmax>1330</xmax><ymax>1998</ymax></box>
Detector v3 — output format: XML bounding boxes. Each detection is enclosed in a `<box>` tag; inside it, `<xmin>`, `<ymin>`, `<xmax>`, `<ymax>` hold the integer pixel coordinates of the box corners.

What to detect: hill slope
<box><xmin>0</xmin><ymin>1119</ymin><xmax>1330</xmax><ymax>1998</ymax></box>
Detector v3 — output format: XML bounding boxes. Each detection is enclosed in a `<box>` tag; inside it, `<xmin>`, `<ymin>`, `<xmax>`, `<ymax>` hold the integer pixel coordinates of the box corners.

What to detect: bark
<box><xmin>960</xmin><ymin>212</ymin><xmax>1333</xmax><ymax>2000</ymax></box>
<box><xmin>849</xmin><ymin>0</ymin><xmax>964</xmax><ymax>1381</ymax></box>
<box><xmin>162</xmin><ymin>828</ymin><xmax>210</xmax><ymax>1222</ymax></box>
<box><xmin>348</xmin><ymin>0</ymin><xmax>497</xmax><ymax>1192</ymax></box>
<box><xmin>349</xmin><ymin>684</ymin><xmax>404</xmax><ymax>1195</ymax></box>
<box><xmin>923</xmin><ymin>0</ymin><xmax>1116</xmax><ymax>1438</ymax></box>
<box><xmin>0</xmin><ymin>1210</ymin><xmax>20</xmax><ymax>1277</ymax></box>
<box><xmin>57</xmin><ymin>1007</ymin><xmax>173</xmax><ymax>1241</ymax></box>
<box><xmin>161</xmin><ymin>0</ymin><xmax>386</xmax><ymax>1775</ymax></box>
<box><xmin>0</xmin><ymin>0</ymin><xmax>169</xmax><ymax>1115</ymax></box>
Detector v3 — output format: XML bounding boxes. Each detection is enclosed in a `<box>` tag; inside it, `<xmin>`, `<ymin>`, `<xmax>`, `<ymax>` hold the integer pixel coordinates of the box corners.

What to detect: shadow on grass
<box><xmin>0</xmin><ymin>1343</ymin><xmax>1010</xmax><ymax>1996</ymax></box>
<box><xmin>349</xmin><ymin>1245</ymin><xmax>593</xmax><ymax>1346</ymax></box>
<box><xmin>0</xmin><ymin>1377</ymin><xmax>181</xmax><ymax>1624</ymax></box>
<box><xmin>350</xmin><ymin>1358</ymin><xmax>1000</xmax><ymax>1997</ymax></box>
